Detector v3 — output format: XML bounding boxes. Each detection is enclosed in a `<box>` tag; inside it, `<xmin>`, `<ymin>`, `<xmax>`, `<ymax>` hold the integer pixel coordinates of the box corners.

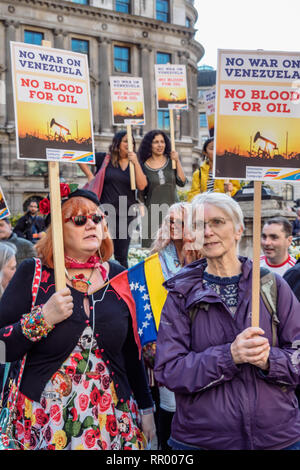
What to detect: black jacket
<box><xmin>283</xmin><ymin>259</ymin><xmax>300</xmax><ymax>302</ymax></box>
<box><xmin>13</xmin><ymin>212</ymin><xmax>45</xmax><ymax>242</ymax></box>
<box><xmin>0</xmin><ymin>259</ymin><xmax>153</xmax><ymax>410</ymax></box>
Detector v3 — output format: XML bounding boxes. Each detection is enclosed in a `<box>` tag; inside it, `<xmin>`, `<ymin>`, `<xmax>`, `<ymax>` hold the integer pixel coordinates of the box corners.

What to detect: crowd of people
<box><xmin>0</xmin><ymin>133</ymin><xmax>300</xmax><ymax>451</ymax></box>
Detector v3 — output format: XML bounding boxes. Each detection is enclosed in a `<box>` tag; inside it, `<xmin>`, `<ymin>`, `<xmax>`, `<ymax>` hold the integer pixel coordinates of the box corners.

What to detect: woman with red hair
<box><xmin>0</xmin><ymin>189</ymin><xmax>155</xmax><ymax>450</ymax></box>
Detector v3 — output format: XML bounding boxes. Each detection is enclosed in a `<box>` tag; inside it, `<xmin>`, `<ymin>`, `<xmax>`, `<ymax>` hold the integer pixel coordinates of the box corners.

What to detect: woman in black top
<box><xmin>79</xmin><ymin>131</ymin><xmax>147</xmax><ymax>268</ymax></box>
<box><xmin>138</xmin><ymin>130</ymin><xmax>186</xmax><ymax>248</ymax></box>
<box><xmin>0</xmin><ymin>189</ymin><xmax>155</xmax><ymax>450</ymax></box>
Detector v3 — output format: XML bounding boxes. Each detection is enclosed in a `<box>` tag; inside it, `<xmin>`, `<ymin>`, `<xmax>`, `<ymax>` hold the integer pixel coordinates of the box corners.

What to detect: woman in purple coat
<box><xmin>154</xmin><ymin>192</ymin><xmax>300</xmax><ymax>450</ymax></box>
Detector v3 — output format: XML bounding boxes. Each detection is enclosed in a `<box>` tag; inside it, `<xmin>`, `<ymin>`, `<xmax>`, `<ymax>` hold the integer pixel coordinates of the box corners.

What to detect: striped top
<box><xmin>260</xmin><ymin>254</ymin><xmax>296</xmax><ymax>277</ymax></box>
<box><xmin>206</xmin><ymin>170</ymin><xmax>215</xmax><ymax>191</ymax></box>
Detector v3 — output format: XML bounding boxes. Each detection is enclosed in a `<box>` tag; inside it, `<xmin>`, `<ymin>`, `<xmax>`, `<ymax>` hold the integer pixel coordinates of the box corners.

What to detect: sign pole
<box><xmin>251</xmin><ymin>180</ymin><xmax>262</xmax><ymax>327</ymax></box>
<box><xmin>169</xmin><ymin>109</ymin><xmax>176</xmax><ymax>170</ymax></box>
<box><xmin>42</xmin><ymin>40</ymin><xmax>66</xmax><ymax>291</ymax></box>
<box><xmin>126</xmin><ymin>124</ymin><xmax>136</xmax><ymax>190</ymax></box>
<box><xmin>48</xmin><ymin>161</ymin><xmax>66</xmax><ymax>290</ymax></box>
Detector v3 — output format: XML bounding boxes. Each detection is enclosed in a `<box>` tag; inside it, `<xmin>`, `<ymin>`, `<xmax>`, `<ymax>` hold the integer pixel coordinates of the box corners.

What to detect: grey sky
<box><xmin>194</xmin><ymin>0</ymin><xmax>300</xmax><ymax>68</ymax></box>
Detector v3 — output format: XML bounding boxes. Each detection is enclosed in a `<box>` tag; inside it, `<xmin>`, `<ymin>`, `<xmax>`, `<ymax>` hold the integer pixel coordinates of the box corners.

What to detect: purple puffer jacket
<box><xmin>154</xmin><ymin>257</ymin><xmax>300</xmax><ymax>450</ymax></box>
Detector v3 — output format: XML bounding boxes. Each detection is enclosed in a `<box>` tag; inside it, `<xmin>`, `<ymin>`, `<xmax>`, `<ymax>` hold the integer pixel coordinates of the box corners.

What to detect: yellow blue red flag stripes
<box><xmin>144</xmin><ymin>253</ymin><xmax>167</xmax><ymax>330</ymax></box>
<box><xmin>110</xmin><ymin>253</ymin><xmax>167</xmax><ymax>347</ymax></box>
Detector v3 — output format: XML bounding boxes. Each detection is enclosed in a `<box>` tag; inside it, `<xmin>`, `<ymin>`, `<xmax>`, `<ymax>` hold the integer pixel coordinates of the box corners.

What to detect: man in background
<box><xmin>260</xmin><ymin>217</ymin><xmax>296</xmax><ymax>276</ymax></box>
<box><xmin>13</xmin><ymin>199</ymin><xmax>45</xmax><ymax>244</ymax></box>
<box><xmin>0</xmin><ymin>218</ymin><xmax>36</xmax><ymax>266</ymax></box>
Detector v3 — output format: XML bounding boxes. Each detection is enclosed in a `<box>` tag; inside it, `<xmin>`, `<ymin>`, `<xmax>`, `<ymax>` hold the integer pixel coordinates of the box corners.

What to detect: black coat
<box><xmin>0</xmin><ymin>259</ymin><xmax>153</xmax><ymax>410</ymax></box>
<box><xmin>13</xmin><ymin>212</ymin><xmax>45</xmax><ymax>242</ymax></box>
<box><xmin>283</xmin><ymin>260</ymin><xmax>300</xmax><ymax>302</ymax></box>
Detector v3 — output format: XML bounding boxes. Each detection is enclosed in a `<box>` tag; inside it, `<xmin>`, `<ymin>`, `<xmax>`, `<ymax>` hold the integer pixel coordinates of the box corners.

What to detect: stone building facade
<box><xmin>0</xmin><ymin>0</ymin><xmax>204</xmax><ymax>212</ymax></box>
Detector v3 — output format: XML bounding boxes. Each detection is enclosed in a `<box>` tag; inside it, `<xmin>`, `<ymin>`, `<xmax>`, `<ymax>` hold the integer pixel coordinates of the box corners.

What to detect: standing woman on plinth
<box><xmin>138</xmin><ymin>130</ymin><xmax>186</xmax><ymax>249</ymax></box>
<box><xmin>79</xmin><ymin>131</ymin><xmax>147</xmax><ymax>268</ymax></box>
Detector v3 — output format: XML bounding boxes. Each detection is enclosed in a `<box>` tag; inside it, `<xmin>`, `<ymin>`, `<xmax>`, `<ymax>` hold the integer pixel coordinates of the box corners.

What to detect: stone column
<box><xmin>4</xmin><ymin>20</ymin><xmax>19</xmax><ymax>127</ymax></box>
<box><xmin>97</xmin><ymin>37</ymin><xmax>112</xmax><ymax>135</ymax></box>
<box><xmin>0</xmin><ymin>65</ymin><xmax>6</xmax><ymax>126</ymax></box>
<box><xmin>139</xmin><ymin>44</ymin><xmax>153</xmax><ymax>133</ymax></box>
<box><xmin>189</xmin><ymin>63</ymin><xmax>198</xmax><ymax>143</ymax></box>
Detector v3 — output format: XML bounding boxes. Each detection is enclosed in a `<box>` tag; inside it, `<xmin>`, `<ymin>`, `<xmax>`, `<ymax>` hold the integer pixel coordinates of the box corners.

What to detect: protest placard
<box><xmin>110</xmin><ymin>77</ymin><xmax>145</xmax><ymax>125</ymax></box>
<box><xmin>215</xmin><ymin>49</ymin><xmax>300</xmax><ymax>182</ymax></box>
<box><xmin>155</xmin><ymin>64</ymin><xmax>188</xmax><ymax>110</ymax></box>
<box><xmin>155</xmin><ymin>64</ymin><xmax>188</xmax><ymax>168</ymax></box>
<box><xmin>109</xmin><ymin>76</ymin><xmax>145</xmax><ymax>189</ymax></box>
<box><xmin>10</xmin><ymin>42</ymin><xmax>94</xmax><ymax>164</ymax></box>
<box><xmin>203</xmin><ymin>87</ymin><xmax>215</xmax><ymax>137</ymax></box>
<box><xmin>0</xmin><ymin>186</ymin><xmax>10</xmax><ymax>220</ymax></box>
<box><xmin>215</xmin><ymin>49</ymin><xmax>300</xmax><ymax>327</ymax></box>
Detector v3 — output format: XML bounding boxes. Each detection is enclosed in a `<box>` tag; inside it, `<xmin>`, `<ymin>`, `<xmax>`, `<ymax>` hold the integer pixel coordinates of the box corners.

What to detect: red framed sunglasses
<box><xmin>64</xmin><ymin>214</ymin><xmax>105</xmax><ymax>226</ymax></box>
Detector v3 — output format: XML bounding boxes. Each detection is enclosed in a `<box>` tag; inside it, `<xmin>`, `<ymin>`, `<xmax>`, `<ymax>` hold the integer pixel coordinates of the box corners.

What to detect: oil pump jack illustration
<box><xmin>50</xmin><ymin>118</ymin><xmax>71</xmax><ymax>143</ymax></box>
<box><xmin>253</xmin><ymin>131</ymin><xmax>279</xmax><ymax>159</ymax></box>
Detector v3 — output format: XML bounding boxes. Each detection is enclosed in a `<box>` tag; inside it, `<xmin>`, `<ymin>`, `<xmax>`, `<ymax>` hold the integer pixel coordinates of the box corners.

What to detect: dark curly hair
<box><xmin>138</xmin><ymin>130</ymin><xmax>171</xmax><ymax>164</ymax></box>
<box><xmin>109</xmin><ymin>130</ymin><xmax>136</xmax><ymax>167</ymax></box>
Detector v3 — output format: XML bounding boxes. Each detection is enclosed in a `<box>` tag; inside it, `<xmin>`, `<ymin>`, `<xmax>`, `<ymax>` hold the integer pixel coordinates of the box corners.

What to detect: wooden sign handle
<box><xmin>42</xmin><ymin>39</ymin><xmax>66</xmax><ymax>291</ymax></box>
<box><xmin>169</xmin><ymin>109</ymin><xmax>176</xmax><ymax>170</ymax></box>
<box><xmin>126</xmin><ymin>124</ymin><xmax>136</xmax><ymax>190</ymax></box>
<box><xmin>251</xmin><ymin>181</ymin><xmax>262</xmax><ymax>327</ymax></box>
<box><xmin>48</xmin><ymin>162</ymin><xmax>66</xmax><ymax>291</ymax></box>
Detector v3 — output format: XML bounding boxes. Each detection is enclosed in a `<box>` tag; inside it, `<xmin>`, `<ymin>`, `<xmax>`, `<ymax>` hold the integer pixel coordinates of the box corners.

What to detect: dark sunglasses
<box><xmin>64</xmin><ymin>214</ymin><xmax>104</xmax><ymax>226</ymax></box>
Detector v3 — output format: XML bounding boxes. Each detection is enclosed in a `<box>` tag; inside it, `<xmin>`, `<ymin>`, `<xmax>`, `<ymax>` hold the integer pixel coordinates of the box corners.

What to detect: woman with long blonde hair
<box><xmin>145</xmin><ymin>202</ymin><xmax>201</xmax><ymax>450</ymax></box>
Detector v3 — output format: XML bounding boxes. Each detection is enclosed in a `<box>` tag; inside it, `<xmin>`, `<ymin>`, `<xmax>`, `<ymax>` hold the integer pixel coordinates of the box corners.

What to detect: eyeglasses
<box><xmin>203</xmin><ymin>217</ymin><xmax>229</xmax><ymax>230</ymax></box>
<box><xmin>64</xmin><ymin>214</ymin><xmax>104</xmax><ymax>226</ymax></box>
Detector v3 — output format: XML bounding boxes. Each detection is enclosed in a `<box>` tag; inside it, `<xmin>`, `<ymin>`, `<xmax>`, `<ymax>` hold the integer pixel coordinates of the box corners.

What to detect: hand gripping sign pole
<box><xmin>42</xmin><ymin>40</ymin><xmax>66</xmax><ymax>290</ymax></box>
<box><xmin>251</xmin><ymin>181</ymin><xmax>262</xmax><ymax>327</ymax></box>
<box><xmin>126</xmin><ymin>124</ymin><xmax>136</xmax><ymax>190</ymax></box>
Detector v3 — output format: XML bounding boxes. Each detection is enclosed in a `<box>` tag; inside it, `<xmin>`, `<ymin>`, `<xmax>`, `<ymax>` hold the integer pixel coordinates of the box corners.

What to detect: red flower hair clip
<box><xmin>39</xmin><ymin>183</ymin><xmax>77</xmax><ymax>215</ymax></box>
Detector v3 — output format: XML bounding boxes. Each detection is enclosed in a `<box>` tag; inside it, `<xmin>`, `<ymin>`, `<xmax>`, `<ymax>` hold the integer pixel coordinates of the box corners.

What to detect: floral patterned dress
<box><xmin>12</xmin><ymin>326</ymin><xmax>146</xmax><ymax>450</ymax></box>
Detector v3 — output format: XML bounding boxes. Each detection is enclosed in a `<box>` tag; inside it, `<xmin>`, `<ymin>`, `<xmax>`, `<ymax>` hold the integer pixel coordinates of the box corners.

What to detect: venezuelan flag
<box><xmin>110</xmin><ymin>253</ymin><xmax>167</xmax><ymax>347</ymax></box>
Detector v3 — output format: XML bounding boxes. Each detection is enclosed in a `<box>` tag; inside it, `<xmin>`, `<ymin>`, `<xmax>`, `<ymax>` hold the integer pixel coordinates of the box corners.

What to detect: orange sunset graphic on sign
<box><xmin>112</xmin><ymin>101</ymin><xmax>144</xmax><ymax>124</ymax></box>
<box><xmin>157</xmin><ymin>87</ymin><xmax>187</xmax><ymax>109</ymax></box>
<box><xmin>215</xmin><ymin>115</ymin><xmax>300</xmax><ymax>179</ymax></box>
<box><xmin>16</xmin><ymin>101</ymin><xmax>92</xmax><ymax>160</ymax></box>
